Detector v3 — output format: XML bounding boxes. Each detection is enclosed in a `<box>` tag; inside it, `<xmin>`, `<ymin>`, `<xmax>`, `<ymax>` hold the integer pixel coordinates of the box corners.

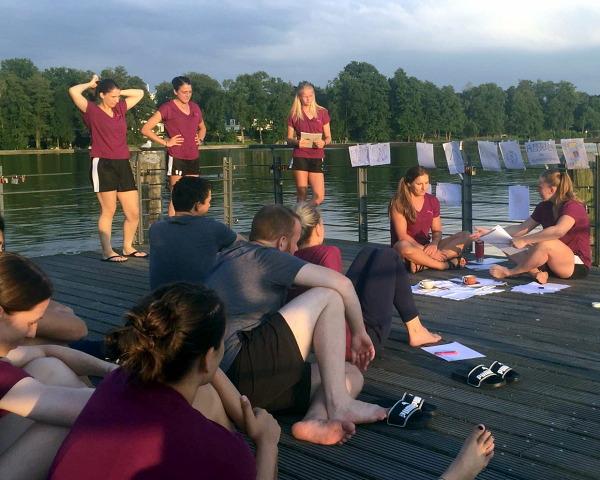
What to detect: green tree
<box><xmin>506</xmin><ymin>80</ymin><xmax>544</xmax><ymax>138</ymax></box>
<box><xmin>0</xmin><ymin>72</ymin><xmax>32</xmax><ymax>148</ymax></box>
<box><xmin>328</xmin><ymin>61</ymin><xmax>390</xmax><ymax>142</ymax></box>
<box><xmin>462</xmin><ymin>83</ymin><xmax>506</xmax><ymax>136</ymax></box>
<box><xmin>389</xmin><ymin>69</ymin><xmax>424</xmax><ymax>141</ymax></box>
<box><xmin>437</xmin><ymin>85</ymin><xmax>465</xmax><ymax>140</ymax></box>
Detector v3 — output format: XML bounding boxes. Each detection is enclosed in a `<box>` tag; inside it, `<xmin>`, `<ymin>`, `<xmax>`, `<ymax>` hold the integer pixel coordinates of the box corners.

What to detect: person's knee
<box><xmin>23</xmin><ymin>357</ymin><xmax>84</xmax><ymax>388</ymax></box>
<box><xmin>396</xmin><ymin>240</ymin><xmax>413</xmax><ymax>256</ymax></box>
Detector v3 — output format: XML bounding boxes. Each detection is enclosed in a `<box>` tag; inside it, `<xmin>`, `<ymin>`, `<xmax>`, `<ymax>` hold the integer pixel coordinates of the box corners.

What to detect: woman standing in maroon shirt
<box><xmin>390</xmin><ymin>166</ymin><xmax>471</xmax><ymax>272</ymax></box>
<box><xmin>141</xmin><ymin>76</ymin><xmax>207</xmax><ymax>216</ymax></box>
<box><xmin>287</xmin><ymin>82</ymin><xmax>331</xmax><ymax>205</ymax></box>
<box><xmin>69</xmin><ymin>75</ymin><xmax>146</xmax><ymax>262</ymax></box>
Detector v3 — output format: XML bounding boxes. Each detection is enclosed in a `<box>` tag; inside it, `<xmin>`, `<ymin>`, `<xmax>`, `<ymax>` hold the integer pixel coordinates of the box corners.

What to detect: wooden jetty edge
<box><xmin>34</xmin><ymin>239</ymin><xmax>600</xmax><ymax>480</ymax></box>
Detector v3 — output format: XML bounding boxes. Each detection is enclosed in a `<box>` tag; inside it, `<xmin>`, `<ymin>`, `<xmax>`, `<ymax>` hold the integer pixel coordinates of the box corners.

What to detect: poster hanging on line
<box><xmin>561</xmin><ymin>138</ymin><xmax>589</xmax><ymax>170</ymax></box>
<box><xmin>416</xmin><ymin>142</ymin><xmax>436</xmax><ymax>168</ymax></box>
<box><xmin>435</xmin><ymin>182</ymin><xmax>462</xmax><ymax>206</ymax></box>
<box><xmin>349</xmin><ymin>144</ymin><xmax>370</xmax><ymax>167</ymax></box>
<box><xmin>442</xmin><ymin>141</ymin><xmax>465</xmax><ymax>174</ymax></box>
<box><xmin>499</xmin><ymin>141</ymin><xmax>525</xmax><ymax>169</ymax></box>
<box><xmin>525</xmin><ymin>140</ymin><xmax>560</xmax><ymax>165</ymax></box>
<box><xmin>508</xmin><ymin>185</ymin><xmax>530</xmax><ymax>221</ymax></box>
<box><xmin>477</xmin><ymin>141</ymin><xmax>501</xmax><ymax>171</ymax></box>
<box><xmin>368</xmin><ymin>143</ymin><xmax>391</xmax><ymax>166</ymax></box>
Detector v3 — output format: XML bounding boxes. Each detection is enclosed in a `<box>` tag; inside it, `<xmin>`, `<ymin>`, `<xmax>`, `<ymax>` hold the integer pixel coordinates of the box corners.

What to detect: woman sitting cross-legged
<box><xmin>49</xmin><ymin>283</ymin><xmax>281</xmax><ymax>480</ymax></box>
<box><xmin>293</xmin><ymin>202</ymin><xmax>442</xmax><ymax>353</ymax></box>
<box><xmin>390</xmin><ymin>166</ymin><xmax>472</xmax><ymax>273</ymax></box>
<box><xmin>0</xmin><ymin>253</ymin><xmax>115</xmax><ymax>480</ymax></box>
<box><xmin>474</xmin><ymin>169</ymin><xmax>591</xmax><ymax>284</ymax></box>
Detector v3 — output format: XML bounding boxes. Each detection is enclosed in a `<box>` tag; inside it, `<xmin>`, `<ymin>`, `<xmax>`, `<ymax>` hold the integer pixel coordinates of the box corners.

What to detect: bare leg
<box><xmin>395</xmin><ymin>240</ymin><xmax>448</xmax><ymax>271</ymax></box>
<box><xmin>293</xmin><ymin>170</ymin><xmax>309</xmax><ymax>203</ymax></box>
<box><xmin>192</xmin><ymin>383</ymin><xmax>234</xmax><ymax>432</ymax></box>
<box><xmin>167</xmin><ymin>174</ymin><xmax>182</xmax><ymax>217</ymax></box>
<box><xmin>118</xmin><ymin>190</ymin><xmax>144</xmax><ymax>256</ymax></box>
<box><xmin>23</xmin><ymin>357</ymin><xmax>88</xmax><ymax>388</ymax></box>
<box><xmin>441</xmin><ymin>424</ymin><xmax>495</xmax><ymax>480</ymax></box>
<box><xmin>21</xmin><ymin>301</ymin><xmax>87</xmax><ymax>345</ymax></box>
<box><xmin>96</xmin><ymin>191</ymin><xmax>124</xmax><ymax>261</ymax></box>
<box><xmin>437</xmin><ymin>231</ymin><xmax>471</xmax><ymax>259</ymax></box>
<box><xmin>307</xmin><ymin>172</ymin><xmax>325</xmax><ymax>205</ymax></box>
<box><xmin>405</xmin><ymin>316</ymin><xmax>442</xmax><ymax>347</ymax></box>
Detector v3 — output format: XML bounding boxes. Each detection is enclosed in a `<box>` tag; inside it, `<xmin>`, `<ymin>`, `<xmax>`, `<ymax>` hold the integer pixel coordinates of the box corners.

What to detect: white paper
<box><xmin>416</xmin><ymin>142</ymin><xmax>436</xmax><ymax>168</ymax></box>
<box><xmin>478</xmin><ymin>141</ymin><xmax>501</xmax><ymax>171</ymax></box>
<box><xmin>480</xmin><ymin>225</ymin><xmax>513</xmax><ymax>247</ymax></box>
<box><xmin>443</xmin><ymin>141</ymin><xmax>465</xmax><ymax>174</ymax></box>
<box><xmin>585</xmin><ymin>143</ymin><xmax>598</xmax><ymax>161</ymax></box>
<box><xmin>511</xmin><ymin>282</ymin><xmax>570</xmax><ymax>295</ymax></box>
<box><xmin>412</xmin><ymin>280</ymin><xmax>504</xmax><ymax>301</ymax></box>
<box><xmin>368</xmin><ymin>143</ymin><xmax>391</xmax><ymax>166</ymax></box>
<box><xmin>349</xmin><ymin>145</ymin><xmax>369</xmax><ymax>167</ymax></box>
<box><xmin>465</xmin><ymin>258</ymin><xmax>507</xmax><ymax>270</ymax></box>
<box><xmin>508</xmin><ymin>185</ymin><xmax>530</xmax><ymax>221</ymax></box>
<box><xmin>300</xmin><ymin>132</ymin><xmax>323</xmax><ymax>148</ymax></box>
<box><xmin>435</xmin><ymin>182</ymin><xmax>461</xmax><ymax>206</ymax></box>
<box><xmin>449</xmin><ymin>277</ymin><xmax>506</xmax><ymax>287</ymax></box>
<box><xmin>525</xmin><ymin>140</ymin><xmax>560</xmax><ymax>165</ymax></box>
<box><xmin>499</xmin><ymin>141</ymin><xmax>525</xmax><ymax>169</ymax></box>
<box><xmin>561</xmin><ymin>138</ymin><xmax>589</xmax><ymax>170</ymax></box>
<box><xmin>421</xmin><ymin>341</ymin><xmax>485</xmax><ymax>362</ymax></box>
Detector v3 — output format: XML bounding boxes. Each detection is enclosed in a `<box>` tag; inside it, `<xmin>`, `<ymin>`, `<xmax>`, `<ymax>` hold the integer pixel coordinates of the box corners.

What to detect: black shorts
<box><xmin>290</xmin><ymin>157</ymin><xmax>324</xmax><ymax>173</ymax></box>
<box><xmin>226</xmin><ymin>312</ymin><xmax>312</xmax><ymax>414</ymax></box>
<box><xmin>167</xmin><ymin>156</ymin><xmax>200</xmax><ymax>176</ymax></box>
<box><xmin>544</xmin><ymin>263</ymin><xmax>590</xmax><ymax>280</ymax></box>
<box><xmin>90</xmin><ymin>158</ymin><xmax>136</xmax><ymax>193</ymax></box>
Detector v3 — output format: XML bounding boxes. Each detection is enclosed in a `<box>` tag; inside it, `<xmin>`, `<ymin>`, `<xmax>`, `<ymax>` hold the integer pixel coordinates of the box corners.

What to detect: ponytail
<box><xmin>540</xmin><ymin>169</ymin><xmax>577</xmax><ymax>219</ymax></box>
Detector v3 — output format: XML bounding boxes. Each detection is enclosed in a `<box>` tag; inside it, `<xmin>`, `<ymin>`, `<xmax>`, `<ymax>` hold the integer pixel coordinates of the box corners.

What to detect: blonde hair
<box><xmin>289</xmin><ymin>82</ymin><xmax>322</xmax><ymax>122</ymax></box>
<box><xmin>539</xmin><ymin>169</ymin><xmax>577</xmax><ymax>219</ymax></box>
<box><xmin>389</xmin><ymin>166</ymin><xmax>430</xmax><ymax>224</ymax></box>
<box><xmin>294</xmin><ymin>201</ymin><xmax>321</xmax><ymax>246</ymax></box>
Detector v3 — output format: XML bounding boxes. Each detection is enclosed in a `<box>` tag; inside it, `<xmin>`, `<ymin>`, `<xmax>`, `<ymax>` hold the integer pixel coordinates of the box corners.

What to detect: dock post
<box><xmin>462</xmin><ymin>148</ymin><xmax>474</xmax><ymax>253</ymax></box>
<box><xmin>271</xmin><ymin>151</ymin><xmax>284</xmax><ymax>205</ymax></box>
<box><xmin>595</xmin><ymin>144</ymin><xmax>600</xmax><ymax>266</ymax></box>
<box><xmin>0</xmin><ymin>165</ymin><xmax>4</xmax><ymax>215</ymax></box>
<box><xmin>135</xmin><ymin>151</ymin><xmax>144</xmax><ymax>245</ymax></box>
<box><xmin>357</xmin><ymin>166</ymin><xmax>368</xmax><ymax>243</ymax></box>
<box><xmin>223</xmin><ymin>156</ymin><xmax>234</xmax><ymax>228</ymax></box>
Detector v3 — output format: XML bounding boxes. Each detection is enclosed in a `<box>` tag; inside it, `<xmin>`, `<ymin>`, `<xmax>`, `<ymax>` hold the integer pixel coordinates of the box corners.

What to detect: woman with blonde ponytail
<box><xmin>287</xmin><ymin>82</ymin><xmax>331</xmax><ymax>205</ymax></box>
<box><xmin>389</xmin><ymin>166</ymin><xmax>472</xmax><ymax>272</ymax></box>
<box><xmin>49</xmin><ymin>283</ymin><xmax>280</xmax><ymax>480</ymax></box>
<box><xmin>474</xmin><ymin>169</ymin><xmax>591</xmax><ymax>283</ymax></box>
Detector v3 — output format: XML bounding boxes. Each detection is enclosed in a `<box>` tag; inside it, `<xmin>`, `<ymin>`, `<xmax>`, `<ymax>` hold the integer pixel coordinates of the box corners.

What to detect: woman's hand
<box><xmin>350</xmin><ymin>331</ymin><xmax>375</xmax><ymax>371</ymax></box>
<box><xmin>314</xmin><ymin>139</ymin><xmax>325</xmax><ymax>149</ymax></box>
<box><xmin>298</xmin><ymin>138</ymin><xmax>312</xmax><ymax>148</ymax></box>
<box><xmin>471</xmin><ymin>227</ymin><xmax>491</xmax><ymax>240</ymax></box>
<box><xmin>241</xmin><ymin>395</ymin><xmax>281</xmax><ymax>447</ymax></box>
<box><xmin>88</xmin><ymin>74</ymin><xmax>99</xmax><ymax>89</ymax></box>
<box><xmin>512</xmin><ymin>237</ymin><xmax>528</xmax><ymax>249</ymax></box>
<box><xmin>165</xmin><ymin>135</ymin><xmax>184</xmax><ymax>148</ymax></box>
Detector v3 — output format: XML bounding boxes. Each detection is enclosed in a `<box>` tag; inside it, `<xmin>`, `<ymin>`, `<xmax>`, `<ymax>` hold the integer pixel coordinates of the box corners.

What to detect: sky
<box><xmin>2</xmin><ymin>0</ymin><xmax>600</xmax><ymax>93</ymax></box>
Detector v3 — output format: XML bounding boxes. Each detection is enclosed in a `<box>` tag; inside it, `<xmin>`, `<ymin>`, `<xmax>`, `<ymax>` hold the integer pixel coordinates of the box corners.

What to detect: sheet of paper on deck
<box><xmin>561</xmin><ymin>138</ymin><xmax>589</xmax><ymax>169</ymax></box>
<box><xmin>499</xmin><ymin>141</ymin><xmax>525</xmax><ymax>169</ymax></box>
<box><xmin>508</xmin><ymin>185</ymin><xmax>530</xmax><ymax>221</ymax></box>
<box><xmin>416</xmin><ymin>142</ymin><xmax>436</xmax><ymax>168</ymax></box>
<box><xmin>443</xmin><ymin>141</ymin><xmax>465</xmax><ymax>174</ymax></box>
<box><xmin>435</xmin><ymin>182</ymin><xmax>461</xmax><ymax>206</ymax></box>
<box><xmin>421</xmin><ymin>341</ymin><xmax>485</xmax><ymax>362</ymax></box>
<box><xmin>525</xmin><ymin>140</ymin><xmax>560</xmax><ymax>165</ymax></box>
<box><xmin>368</xmin><ymin>143</ymin><xmax>391</xmax><ymax>166</ymax></box>
<box><xmin>300</xmin><ymin>132</ymin><xmax>323</xmax><ymax>148</ymax></box>
<box><xmin>349</xmin><ymin>144</ymin><xmax>370</xmax><ymax>167</ymax></box>
<box><xmin>478</xmin><ymin>141</ymin><xmax>501</xmax><ymax>171</ymax></box>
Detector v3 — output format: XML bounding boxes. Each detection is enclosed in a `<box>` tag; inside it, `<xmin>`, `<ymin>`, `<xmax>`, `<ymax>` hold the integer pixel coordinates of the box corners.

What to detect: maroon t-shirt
<box><xmin>287</xmin><ymin>107</ymin><xmax>330</xmax><ymax>159</ymax></box>
<box><xmin>158</xmin><ymin>100</ymin><xmax>203</xmax><ymax>160</ymax></box>
<box><xmin>0</xmin><ymin>360</ymin><xmax>30</xmax><ymax>418</ymax></box>
<box><xmin>82</xmin><ymin>100</ymin><xmax>130</xmax><ymax>159</ymax></box>
<box><xmin>49</xmin><ymin>369</ymin><xmax>256</xmax><ymax>480</ymax></box>
<box><xmin>390</xmin><ymin>193</ymin><xmax>440</xmax><ymax>246</ymax></box>
<box><xmin>531</xmin><ymin>200</ymin><xmax>591</xmax><ymax>268</ymax></box>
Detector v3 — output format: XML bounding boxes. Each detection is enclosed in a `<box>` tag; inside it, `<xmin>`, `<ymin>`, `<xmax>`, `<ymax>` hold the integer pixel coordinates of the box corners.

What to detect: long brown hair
<box><xmin>289</xmin><ymin>81</ymin><xmax>323</xmax><ymax>122</ymax></box>
<box><xmin>0</xmin><ymin>253</ymin><xmax>52</xmax><ymax>314</ymax></box>
<box><xmin>389</xmin><ymin>166</ymin><xmax>430</xmax><ymax>224</ymax></box>
<box><xmin>540</xmin><ymin>169</ymin><xmax>577</xmax><ymax>219</ymax></box>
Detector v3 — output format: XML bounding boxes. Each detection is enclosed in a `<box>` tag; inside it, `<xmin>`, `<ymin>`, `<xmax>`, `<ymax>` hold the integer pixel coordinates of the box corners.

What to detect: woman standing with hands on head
<box><xmin>68</xmin><ymin>75</ymin><xmax>147</xmax><ymax>262</ymax></box>
<box><xmin>287</xmin><ymin>81</ymin><xmax>331</xmax><ymax>205</ymax></box>
<box><xmin>141</xmin><ymin>76</ymin><xmax>207</xmax><ymax>216</ymax></box>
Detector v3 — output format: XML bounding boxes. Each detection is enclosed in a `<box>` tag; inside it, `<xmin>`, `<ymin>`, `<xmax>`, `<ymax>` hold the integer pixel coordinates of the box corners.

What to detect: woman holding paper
<box><xmin>286</xmin><ymin>82</ymin><xmax>331</xmax><ymax>205</ymax></box>
<box><xmin>389</xmin><ymin>166</ymin><xmax>472</xmax><ymax>272</ymax></box>
<box><xmin>475</xmin><ymin>170</ymin><xmax>590</xmax><ymax>283</ymax></box>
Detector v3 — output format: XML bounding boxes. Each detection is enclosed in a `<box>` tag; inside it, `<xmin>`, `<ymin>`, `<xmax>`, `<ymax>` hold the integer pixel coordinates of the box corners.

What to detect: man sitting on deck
<box><xmin>207</xmin><ymin>204</ymin><xmax>387</xmax><ymax>446</ymax></box>
<box><xmin>149</xmin><ymin>176</ymin><xmax>241</xmax><ymax>290</ymax></box>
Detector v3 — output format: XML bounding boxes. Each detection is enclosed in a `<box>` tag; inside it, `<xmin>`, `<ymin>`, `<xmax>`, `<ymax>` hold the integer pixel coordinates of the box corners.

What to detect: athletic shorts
<box><xmin>167</xmin><ymin>156</ymin><xmax>200</xmax><ymax>177</ymax></box>
<box><xmin>290</xmin><ymin>157</ymin><xmax>324</xmax><ymax>173</ymax></box>
<box><xmin>90</xmin><ymin>158</ymin><xmax>136</xmax><ymax>193</ymax></box>
<box><xmin>226</xmin><ymin>312</ymin><xmax>312</xmax><ymax>414</ymax></box>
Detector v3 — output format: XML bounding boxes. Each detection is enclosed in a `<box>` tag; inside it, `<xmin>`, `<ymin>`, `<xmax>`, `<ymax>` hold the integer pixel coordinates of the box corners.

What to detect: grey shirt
<box><xmin>207</xmin><ymin>241</ymin><xmax>306</xmax><ymax>371</ymax></box>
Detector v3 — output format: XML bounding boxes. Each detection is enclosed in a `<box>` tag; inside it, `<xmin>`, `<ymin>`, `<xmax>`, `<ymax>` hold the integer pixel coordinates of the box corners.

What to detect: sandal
<box><xmin>488</xmin><ymin>361</ymin><xmax>520</xmax><ymax>384</ymax></box>
<box><xmin>387</xmin><ymin>399</ymin><xmax>433</xmax><ymax>428</ymax></box>
<box><xmin>451</xmin><ymin>364</ymin><xmax>506</xmax><ymax>389</ymax></box>
<box><xmin>446</xmin><ymin>256</ymin><xmax>466</xmax><ymax>270</ymax></box>
<box><xmin>400</xmin><ymin>392</ymin><xmax>438</xmax><ymax>416</ymax></box>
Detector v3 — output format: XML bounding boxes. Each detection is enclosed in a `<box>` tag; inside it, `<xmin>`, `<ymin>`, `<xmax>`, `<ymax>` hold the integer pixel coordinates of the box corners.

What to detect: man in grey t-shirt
<box><xmin>208</xmin><ymin>204</ymin><xmax>386</xmax><ymax>446</ymax></box>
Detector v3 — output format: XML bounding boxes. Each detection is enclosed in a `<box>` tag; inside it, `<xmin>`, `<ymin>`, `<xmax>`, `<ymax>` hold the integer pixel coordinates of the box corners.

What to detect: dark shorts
<box><xmin>544</xmin><ymin>262</ymin><xmax>590</xmax><ymax>280</ymax></box>
<box><xmin>226</xmin><ymin>312</ymin><xmax>312</xmax><ymax>414</ymax></box>
<box><xmin>90</xmin><ymin>158</ymin><xmax>136</xmax><ymax>193</ymax></box>
<box><xmin>167</xmin><ymin>156</ymin><xmax>200</xmax><ymax>176</ymax></box>
<box><xmin>290</xmin><ymin>157</ymin><xmax>324</xmax><ymax>173</ymax></box>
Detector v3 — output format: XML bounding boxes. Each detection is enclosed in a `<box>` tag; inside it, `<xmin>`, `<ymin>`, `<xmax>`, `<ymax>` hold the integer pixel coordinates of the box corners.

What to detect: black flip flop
<box><xmin>123</xmin><ymin>250</ymin><xmax>149</xmax><ymax>258</ymax></box>
<box><xmin>400</xmin><ymin>392</ymin><xmax>438</xmax><ymax>416</ymax></box>
<box><xmin>101</xmin><ymin>255</ymin><xmax>128</xmax><ymax>263</ymax></box>
<box><xmin>451</xmin><ymin>364</ymin><xmax>506</xmax><ymax>389</ymax></box>
<box><xmin>387</xmin><ymin>399</ymin><xmax>433</xmax><ymax>428</ymax></box>
<box><xmin>488</xmin><ymin>361</ymin><xmax>520</xmax><ymax>384</ymax></box>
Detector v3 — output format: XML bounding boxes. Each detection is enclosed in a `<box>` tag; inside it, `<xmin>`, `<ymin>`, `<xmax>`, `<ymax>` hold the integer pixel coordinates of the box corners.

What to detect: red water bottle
<box><xmin>475</xmin><ymin>239</ymin><xmax>484</xmax><ymax>263</ymax></box>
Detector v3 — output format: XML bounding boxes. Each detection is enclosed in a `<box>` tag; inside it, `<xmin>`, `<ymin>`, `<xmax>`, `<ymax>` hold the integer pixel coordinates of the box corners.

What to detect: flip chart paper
<box><xmin>443</xmin><ymin>141</ymin><xmax>465</xmax><ymax>174</ymax></box>
<box><xmin>349</xmin><ymin>144</ymin><xmax>369</xmax><ymax>167</ymax></box>
<box><xmin>499</xmin><ymin>141</ymin><xmax>525</xmax><ymax>169</ymax></box>
<box><xmin>561</xmin><ymin>138</ymin><xmax>589</xmax><ymax>169</ymax></box>
<box><xmin>508</xmin><ymin>185</ymin><xmax>530</xmax><ymax>221</ymax></box>
<box><xmin>416</xmin><ymin>142</ymin><xmax>436</xmax><ymax>168</ymax></box>
<box><xmin>368</xmin><ymin>143</ymin><xmax>391</xmax><ymax>166</ymax></box>
<box><xmin>435</xmin><ymin>183</ymin><xmax>461</xmax><ymax>206</ymax></box>
<box><xmin>421</xmin><ymin>341</ymin><xmax>485</xmax><ymax>361</ymax></box>
<box><xmin>478</xmin><ymin>141</ymin><xmax>501</xmax><ymax>171</ymax></box>
<box><xmin>525</xmin><ymin>140</ymin><xmax>560</xmax><ymax>165</ymax></box>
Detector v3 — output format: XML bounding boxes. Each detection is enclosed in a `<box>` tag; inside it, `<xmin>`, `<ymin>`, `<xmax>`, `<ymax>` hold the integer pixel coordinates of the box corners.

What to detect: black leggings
<box><xmin>346</xmin><ymin>246</ymin><xmax>420</xmax><ymax>351</ymax></box>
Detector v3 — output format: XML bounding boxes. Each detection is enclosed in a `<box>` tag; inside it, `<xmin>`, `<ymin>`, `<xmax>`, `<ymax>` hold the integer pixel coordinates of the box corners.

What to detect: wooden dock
<box><xmin>34</xmin><ymin>239</ymin><xmax>600</xmax><ymax>480</ymax></box>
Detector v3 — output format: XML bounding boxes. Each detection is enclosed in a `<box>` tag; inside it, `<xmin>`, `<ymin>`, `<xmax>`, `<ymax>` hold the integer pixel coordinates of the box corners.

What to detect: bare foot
<box><xmin>489</xmin><ymin>265</ymin><xmax>511</xmax><ymax>279</ymax></box>
<box><xmin>405</xmin><ymin>318</ymin><xmax>442</xmax><ymax>347</ymax></box>
<box><xmin>291</xmin><ymin>419</ymin><xmax>355</xmax><ymax>445</ymax></box>
<box><xmin>330</xmin><ymin>398</ymin><xmax>387</xmax><ymax>425</ymax></box>
<box><xmin>444</xmin><ymin>257</ymin><xmax>467</xmax><ymax>270</ymax></box>
<box><xmin>409</xmin><ymin>261</ymin><xmax>427</xmax><ymax>274</ymax></box>
<box><xmin>531</xmin><ymin>270</ymin><xmax>548</xmax><ymax>284</ymax></box>
<box><xmin>441</xmin><ymin>424</ymin><xmax>495</xmax><ymax>480</ymax></box>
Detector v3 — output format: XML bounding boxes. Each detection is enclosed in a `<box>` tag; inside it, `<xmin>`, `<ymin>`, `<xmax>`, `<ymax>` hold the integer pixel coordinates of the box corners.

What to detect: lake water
<box><xmin>1</xmin><ymin>144</ymin><xmax>551</xmax><ymax>257</ymax></box>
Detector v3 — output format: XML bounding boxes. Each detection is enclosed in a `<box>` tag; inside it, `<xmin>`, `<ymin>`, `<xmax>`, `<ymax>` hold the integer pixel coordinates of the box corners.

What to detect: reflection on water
<box><xmin>1</xmin><ymin>145</ymin><xmax>545</xmax><ymax>257</ymax></box>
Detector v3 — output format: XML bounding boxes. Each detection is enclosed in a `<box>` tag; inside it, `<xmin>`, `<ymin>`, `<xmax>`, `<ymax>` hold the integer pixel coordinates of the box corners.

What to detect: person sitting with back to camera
<box><xmin>390</xmin><ymin>166</ymin><xmax>472</xmax><ymax>273</ymax></box>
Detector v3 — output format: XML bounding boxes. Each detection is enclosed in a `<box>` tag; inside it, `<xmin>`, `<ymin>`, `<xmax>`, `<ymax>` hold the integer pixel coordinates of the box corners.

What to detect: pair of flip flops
<box><xmin>452</xmin><ymin>361</ymin><xmax>520</xmax><ymax>389</ymax></box>
<box><xmin>387</xmin><ymin>392</ymin><xmax>437</xmax><ymax>428</ymax></box>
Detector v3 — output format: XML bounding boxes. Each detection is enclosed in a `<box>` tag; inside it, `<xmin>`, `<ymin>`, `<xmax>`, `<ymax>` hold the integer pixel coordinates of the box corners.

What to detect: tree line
<box><xmin>1</xmin><ymin>57</ymin><xmax>599</xmax><ymax>150</ymax></box>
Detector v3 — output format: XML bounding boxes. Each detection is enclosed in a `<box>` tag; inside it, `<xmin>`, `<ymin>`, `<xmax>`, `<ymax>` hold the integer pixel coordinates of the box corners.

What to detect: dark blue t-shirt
<box><xmin>149</xmin><ymin>215</ymin><xmax>237</xmax><ymax>290</ymax></box>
